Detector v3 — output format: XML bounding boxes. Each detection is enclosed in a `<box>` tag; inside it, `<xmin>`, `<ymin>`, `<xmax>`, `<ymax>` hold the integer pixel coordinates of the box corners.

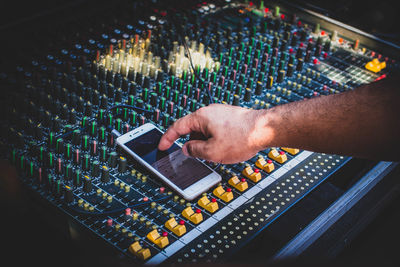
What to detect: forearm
<box><xmin>259</xmin><ymin>77</ymin><xmax>400</xmax><ymax>161</ymax></box>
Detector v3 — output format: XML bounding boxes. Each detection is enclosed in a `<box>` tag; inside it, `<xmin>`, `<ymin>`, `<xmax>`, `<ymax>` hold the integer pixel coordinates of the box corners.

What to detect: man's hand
<box><xmin>159</xmin><ymin>77</ymin><xmax>400</xmax><ymax>162</ymax></box>
<box><xmin>158</xmin><ymin>104</ymin><xmax>274</xmax><ymax>164</ymax></box>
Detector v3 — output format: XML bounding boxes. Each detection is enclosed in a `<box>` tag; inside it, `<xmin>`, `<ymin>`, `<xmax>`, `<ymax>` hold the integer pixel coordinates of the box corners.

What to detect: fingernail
<box><xmin>182</xmin><ymin>146</ymin><xmax>189</xmax><ymax>156</ymax></box>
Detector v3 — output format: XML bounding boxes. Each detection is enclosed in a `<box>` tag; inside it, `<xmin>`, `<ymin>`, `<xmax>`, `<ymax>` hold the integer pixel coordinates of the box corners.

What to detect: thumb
<box><xmin>182</xmin><ymin>140</ymin><xmax>210</xmax><ymax>160</ymax></box>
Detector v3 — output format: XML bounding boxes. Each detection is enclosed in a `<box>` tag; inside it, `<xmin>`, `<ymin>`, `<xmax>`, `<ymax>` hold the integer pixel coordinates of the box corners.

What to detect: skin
<box><xmin>158</xmin><ymin>76</ymin><xmax>400</xmax><ymax>163</ymax></box>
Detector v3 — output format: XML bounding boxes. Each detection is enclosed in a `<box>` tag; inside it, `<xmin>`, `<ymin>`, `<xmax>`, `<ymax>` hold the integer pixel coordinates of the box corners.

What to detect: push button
<box><xmin>255</xmin><ymin>156</ymin><xmax>275</xmax><ymax>173</ymax></box>
<box><xmin>182</xmin><ymin>207</ymin><xmax>203</xmax><ymax>224</ymax></box>
<box><xmin>242</xmin><ymin>164</ymin><xmax>262</xmax><ymax>182</ymax></box>
<box><xmin>213</xmin><ymin>186</ymin><xmax>234</xmax><ymax>202</ymax></box>
<box><xmin>365</xmin><ymin>58</ymin><xmax>386</xmax><ymax>73</ymax></box>
<box><xmin>165</xmin><ymin>217</ymin><xmax>186</xmax><ymax>236</ymax></box>
<box><xmin>281</xmin><ymin>147</ymin><xmax>299</xmax><ymax>155</ymax></box>
<box><xmin>228</xmin><ymin>176</ymin><xmax>248</xmax><ymax>192</ymax></box>
<box><xmin>268</xmin><ymin>149</ymin><xmax>287</xmax><ymax>164</ymax></box>
<box><xmin>147</xmin><ymin>229</ymin><xmax>169</xmax><ymax>249</ymax></box>
<box><xmin>128</xmin><ymin>241</ymin><xmax>151</xmax><ymax>260</ymax></box>
<box><xmin>198</xmin><ymin>195</ymin><xmax>219</xmax><ymax>213</ymax></box>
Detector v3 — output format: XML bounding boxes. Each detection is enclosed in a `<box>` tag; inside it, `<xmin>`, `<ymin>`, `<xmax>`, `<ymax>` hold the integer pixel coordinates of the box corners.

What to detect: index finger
<box><xmin>158</xmin><ymin>113</ymin><xmax>199</xmax><ymax>150</ymax></box>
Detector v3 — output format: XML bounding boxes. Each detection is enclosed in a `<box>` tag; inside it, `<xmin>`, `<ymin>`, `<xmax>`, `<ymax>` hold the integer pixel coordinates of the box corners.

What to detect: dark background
<box><xmin>1</xmin><ymin>0</ymin><xmax>399</xmax><ymax>45</ymax></box>
<box><xmin>290</xmin><ymin>0</ymin><xmax>400</xmax><ymax>45</ymax></box>
<box><xmin>1</xmin><ymin>1</ymin><xmax>399</xmax><ymax>266</ymax></box>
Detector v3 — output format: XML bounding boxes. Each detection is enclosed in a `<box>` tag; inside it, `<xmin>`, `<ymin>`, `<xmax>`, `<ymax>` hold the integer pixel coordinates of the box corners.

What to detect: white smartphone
<box><xmin>116</xmin><ymin>123</ymin><xmax>221</xmax><ymax>200</ymax></box>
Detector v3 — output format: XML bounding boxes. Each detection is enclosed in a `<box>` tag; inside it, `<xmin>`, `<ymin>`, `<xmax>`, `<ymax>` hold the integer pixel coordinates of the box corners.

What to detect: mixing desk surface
<box><xmin>0</xmin><ymin>0</ymin><xmax>399</xmax><ymax>265</ymax></box>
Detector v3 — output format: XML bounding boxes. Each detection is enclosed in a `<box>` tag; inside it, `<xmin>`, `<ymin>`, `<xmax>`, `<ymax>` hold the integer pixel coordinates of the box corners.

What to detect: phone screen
<box><xmin>124</xmin><ymin>128</ymin><xmax>213</xmax><ymax>190</ymax></box>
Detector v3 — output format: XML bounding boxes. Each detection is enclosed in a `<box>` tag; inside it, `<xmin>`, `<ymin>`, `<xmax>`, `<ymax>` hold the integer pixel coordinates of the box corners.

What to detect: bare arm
<box><xmin>158</xmin><ymin>76</ymin><xmax>400</xmax><ymax>163</ymax></box>
<box><xmin>263</xmin><ymin>76</ymin><xmax>400</xmax><ymax>161</ymax></box>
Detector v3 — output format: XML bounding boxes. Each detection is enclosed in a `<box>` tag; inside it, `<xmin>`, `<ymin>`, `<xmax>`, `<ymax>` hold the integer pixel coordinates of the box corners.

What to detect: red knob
<box><xmin>125</xmin><ymin>208</ymin><xmax>131</xmax><ymax>215</ymax></box>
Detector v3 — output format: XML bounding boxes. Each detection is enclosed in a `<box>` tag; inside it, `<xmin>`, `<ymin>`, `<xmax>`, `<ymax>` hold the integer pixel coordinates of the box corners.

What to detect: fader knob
<box><xmin>89</xmin><ymin>121</ymin><xmax>97</xmax><ymax>137</ymax></box>
<box><xmin>115</xmin><ymin>89</ymin><xmax>122</xmax><ymax>102</ymax></box>
<box><xmin>107</xmin><ymin>132</ymin><xmax>115</xmax><ymax>147</ymax></box>
<box><xmin>244</xmin><ymin>88</ymin><xmax>252</xmax><ymax>102</ymax></box>
<box><xmin>267</xmin><ymin>76</ymin><xmax>274</xmax><ymax>89</ymax></box>
<box><xmin>323</xmin><ymin>40</ymin><xmax>331</xmax><ymax>51</ymax></box>
<box><xmin>56</xmin><ymin>158</ymin><xmax>63</xmax><ymax>174</ymax></box>
<box><xmin>100</xmin><ymin>146</ymin><xmax>107</xmax><ymax>162</ymax></box>
<box><xmin>315</xmin><ymin>44</ymin><xmax>322</xmax><ymax>57</ymax></box>
<box><xmin>287</xmin><ymin>64</ymin><xmax>294</xmax><ymax>77</ymax></box>
<box><xmin>118</xmin><ymin>157</ymin><xmax>127</xmax><ymax>173</ymax></box>
<box><xmin>72</xmin><ymin>130</ymin><xmax>81</xmax><ymax>145</ymax></box>
<box><xmin>109</xmin><ymin>151</ymin><xmax>118</xmax><ymax>168</ymax></box>
<box><xmin>153</xmin><ymin>109</ymin><xmax>160</xmax><ymax>122</ymax></box>
<box><xmin>277</xmin><ymin>70</ymin><xmax>285</xmax><ymax>83</ymax></box>
<box><xmin>82</xmin><ymin>135</ymin><xmax>89</xmax><ymax>151</ymax></box>
<box><xmin>100</xmin><ymin>95</ymin><xmax>108</xmax><ymax>109</ymax></box>
<box><xmin>167</xmin><ymin>101</ymin><xmax>174</xmax><ymax>115</ymax></box>
<box><xmin>163</xmin><ymin>114</ymin><xmax>170</xmax><ymax>127</ymax></box>
<box><xmin>48</xmin><ymin>132</ymin><xmax>55</xmax><ymax>148</ymax></box>
<box><xmin>92</xmin><ymin>90</ymin><xmax>100</xmax><ymax>105</ymax></box>
<box><xmin>150</xmin><ymin>92</ymin><xmax>158</xmax><ymax>106</ymax></box>
<box><xmin>142</xmin><ymin>88</ymin><xmax>149</xmax><ymax>102</ymax></box>
<box><xmin>305</xmin><ymin>50</ymin><xmax>311</xmax><ymax>63</ymax></box>
<box><xmin>92</xmin><ymin>161</ymin><xmax>100</xmax><ymax>177</ymax></box>
<box><xmin>65</xmin><ymin>164</ymin><xmax>72</xmax><ymax>181</ymax></box>
<box><xmin>69</xmin><ymin>109</ymin><xmax>77</xmax><ymax>124</ymax></box>
<box><xmin>101</xmin><ymin>166</ymin><xmax>110</xmax><ymax>183</ymax></box>
<box><xmin>76</xmin><ymin>97</ymin><xmax>84</xmax><ymax>112</ymax></box>
<box><xmin>190</xmin><ymin>100</ymin><xmax>197</xmax><ymax>112</ymax></box>
<box><xmin>56</xmin><ymin>138</ymin><xmax>64</xmax><ymax>154</ymax></box>
<box><xmin>73</xmin><ymin>168</ymin><xmax>81</xmax><ymax>186</ymax></box>
<box><xmin>65</xmin><ymin>143</ymin><xmax>72</xmax><ymax>159</ymax></box>
<box><xmin>233</xmin><ymin>94</ymin><xmax>240</xmax><ymax>106</ymax></box>
<box><xmin>296</xmin><ymin>58</ymin><xmax>304</xmax><ymax>71</ymax></box>
<box><xmin>177</xmin><ymin>106</ymin><xmax>184</xmax><ymax>118</ymax></box>
<box><xmin>61</xmin><ymin>104</ymin><xmax>68</xmax><ymax>120</ymax></box>
<box><xmin>47</xmin><ymin>152</ymin><xmax>54</xmax><ymax>168</ymax></box>
<box><xmin>90</xmin><ymin>140</ymin><xmax>98</xmax><ymax>155</ymax></box>
<box><xmin>73</xmin><ymin>149</ymin><xmax>81</xmax><ymax>165</ymax></box>
<box><xmin>255</xmin><ymin>81</ymin><xmax>263</xmax><ymax>95</ymax></box>
<box><xmin>143</xmin><ymin>76</ymin><xmax>150</xmax><ymax>89</ymax></box>
<box><xmin>84</xmin><ymin>102</ymin><xmax>92</xmax><ymax>116</ymax></box>
<box><xmin>82</xmin><ymin>154</ymin><xmax>90</xmax><ymax>171</ymax></box>
<box><xmin>98</xmin><ymin>127</ymin><xmax>106</xmax><ymax>142</ymax></box>
<box><xmin>64</xmin><ymin>186</ymin><xmax>73</xmax><ymax>203</ymax></box>
<box><xmin>83</xmin><ymin>176</ymin><xmax>92</xmax><ymax>193</ymax></box>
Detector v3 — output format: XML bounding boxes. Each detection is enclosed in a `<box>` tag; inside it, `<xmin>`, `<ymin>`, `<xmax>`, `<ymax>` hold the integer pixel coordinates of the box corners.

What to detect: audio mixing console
<box><xmin>0</xmin><ymin>0</ymin><xmax>399</xmax><ymax>265</ymax></box>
